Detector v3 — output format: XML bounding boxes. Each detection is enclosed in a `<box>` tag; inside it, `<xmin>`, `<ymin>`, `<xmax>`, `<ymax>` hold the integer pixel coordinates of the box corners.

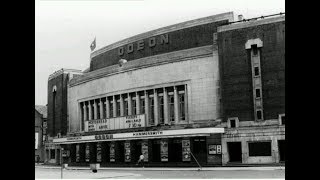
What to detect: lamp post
<box><xmin>61</xmin><ymin>147</ymin><xmax>64</xmax><ymax>179</ymax></box>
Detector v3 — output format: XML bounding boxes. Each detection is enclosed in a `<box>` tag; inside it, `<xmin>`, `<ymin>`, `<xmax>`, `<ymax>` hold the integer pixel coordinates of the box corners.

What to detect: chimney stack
<box><xmin>238</xmin><ymin>15</ymin><xmax>243</xmax><ymax>21</ymax></box>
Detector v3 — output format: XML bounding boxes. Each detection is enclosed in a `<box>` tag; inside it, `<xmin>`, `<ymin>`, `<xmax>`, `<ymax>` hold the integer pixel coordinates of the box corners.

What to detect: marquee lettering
<box><xmin>118</xmin><ymin>34</ymin><xmax>169</xmax><ymax>56</ymax></box>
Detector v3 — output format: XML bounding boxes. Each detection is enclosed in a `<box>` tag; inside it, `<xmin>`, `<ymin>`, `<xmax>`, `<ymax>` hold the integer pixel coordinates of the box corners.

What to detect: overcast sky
<box><xmin>35</xmin><ymin>0</ymin><xmax>285</xmax><ymax>105</ymax></box>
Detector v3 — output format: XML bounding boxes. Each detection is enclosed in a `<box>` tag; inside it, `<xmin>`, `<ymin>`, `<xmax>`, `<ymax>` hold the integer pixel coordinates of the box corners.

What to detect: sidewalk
<box><xmin>35</xmin><ymin>164</ymin><xmax>285</xmax><ymax>171</ymax></box>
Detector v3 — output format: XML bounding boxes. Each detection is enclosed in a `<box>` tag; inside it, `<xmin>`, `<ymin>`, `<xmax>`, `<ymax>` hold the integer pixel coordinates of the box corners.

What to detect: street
<box><xmin>35</xmin><ymin>167</ymin><xmax>285</xmax><ymax>179</ymax></box>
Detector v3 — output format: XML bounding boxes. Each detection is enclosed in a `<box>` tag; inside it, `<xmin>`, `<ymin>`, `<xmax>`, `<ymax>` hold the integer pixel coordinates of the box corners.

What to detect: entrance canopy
<box><xmin>53</xmin><ymin>127</ymin><xmax>224</xmax><ymax>144</ymax></box>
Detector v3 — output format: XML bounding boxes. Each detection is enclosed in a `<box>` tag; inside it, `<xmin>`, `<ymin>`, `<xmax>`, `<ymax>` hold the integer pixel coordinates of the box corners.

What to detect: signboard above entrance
<box><xmin>85</xmin><ymin>114</ymin><xmax>146</xmax><ymax>132</ymax></box>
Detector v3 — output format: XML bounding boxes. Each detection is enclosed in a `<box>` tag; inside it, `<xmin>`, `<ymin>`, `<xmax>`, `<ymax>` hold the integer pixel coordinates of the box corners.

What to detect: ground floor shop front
<box><xmin>221</xmin><ymin>125</ymin><xmax>285</xmax><ymax>165</ymax></box>
<box><xmin>54</xmin><ymin>127</ymin><xmax>224</xmax><ymax>167</ymax></box>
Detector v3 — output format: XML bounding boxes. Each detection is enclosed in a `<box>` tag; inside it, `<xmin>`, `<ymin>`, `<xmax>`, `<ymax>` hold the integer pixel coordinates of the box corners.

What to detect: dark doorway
<box><xmin>117</xmin><ymin>141</ymin><xmax>125</xmax><ymax>163</ymax></box>
<box><xmin>70</xmin><ymin>144</ymin><xmax>76</xmax><ymax>162</ymax></box>
<box><xmin>101</xmin><ymin>142</ymin><xmax>110</xmax><ymax>163</ymax></box>
<box><xmin>227</xmin><ymin>142</ymin><xmax>242</xmax><ymax>162</ymax></box>
<box><xmin>168</xmin><ymin>138</ymin><xmax>182</xmax><ymax>162</ymax></box>
<box><xmin>192</xmin><ymin>137</ymin><xmax>207</xmax><ymax>163</ymax></box>
<box><xmin>89</xmin><ymin>143</ymin><xmax>97</xmax><ymax>163</ymax></box>
<box><xmin>132</xmin><ymin>141</ymin><xmax>142</xmax><ymax>163</ymax></box>
<box><xmin>278</xmin><ymin>140</ymin><xmax>285</xmax><ymax>162</ymax></box>
<box><xmin>151</xmin><ymin>139</ymin><xmax>161</xmax><ymax>162</ymax></box>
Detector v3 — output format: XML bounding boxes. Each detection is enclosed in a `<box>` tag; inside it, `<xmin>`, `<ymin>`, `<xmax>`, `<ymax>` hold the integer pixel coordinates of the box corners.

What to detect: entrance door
<box><xmin>192</xmin><ymin>137</ymin><xmax>207</xmax><ymax>163</ymax></box>
<box><xmin>168</xmin><ymin>138</ymin><xmax>182</xmax><ymax>162</ymax></box>
<box><xmin>132</xmin><ymin>140</ymin><xmax>142</xmax><ymax>163</ymax></box>
<box><xmin>117</xmin><ymin>141</ymin><xmax>125</xmax><ymax>163</ymax></box>
<box><xmin>151</xmin><ymin>139</ymin><xmax>161</xmax><ymax>162</ymax></box>
<box><xmin>227</xmin><ymin>142</ymin><xmax>242</xmax><ymax>162</ymax></box>
<box><xmin>278</xmin><ymin>140</ymin><xmax>285</xmax><ymax>162</ymax></box>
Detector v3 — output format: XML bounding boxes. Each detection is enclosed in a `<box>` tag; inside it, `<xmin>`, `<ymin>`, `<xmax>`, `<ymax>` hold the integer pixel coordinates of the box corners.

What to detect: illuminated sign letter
<box><xmin>160</xmin><ymin>34</ymin><xmax>169</xmax><ymax>44</ymax></box>
<box><xmin>137</xmin><ymin>40</ymin><xmax>144</xmax><ymax>51</ymax></box>
<box><xmin>127</xmin><ymin>44</ymin><xmax>134</xmax><ymax>53</ymax></box>
<box><xmin>118</xmin><ymin>46</ymin><xmax>124</xmax><ymax>56</ymax></box>
<box><xmin>149</xmin><ymin>37</ymin><xmax>156</xmax><ymax>47</ymax></box>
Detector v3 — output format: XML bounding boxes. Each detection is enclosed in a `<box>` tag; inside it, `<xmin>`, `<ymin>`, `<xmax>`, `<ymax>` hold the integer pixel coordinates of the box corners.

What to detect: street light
<box><xmin>60</xmin><ymin>147</ymin><xmax>63</xmax><ymax>178</ymax></box>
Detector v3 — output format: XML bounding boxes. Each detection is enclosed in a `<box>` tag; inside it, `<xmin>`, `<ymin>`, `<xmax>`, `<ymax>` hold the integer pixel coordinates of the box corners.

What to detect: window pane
<box><xmin>140</xmin><ymin>98</ymin><xmax>145</xmax><ymax>114</ymax></box>
<box><xmin>179</xmin><ymin>94</ymin><xmax>185</xmax><ymax>120</ymax></box>
<box><xmin>254</xmin><ymin>67</ymin><xmax>260</xmax><ymax>76</ymax></box>
<box><xmin>249</xmin><ymin>142</ymin><xmax>271</xmax><ymax>156</ymax></box>
<box><xmin>149</xmin><ymin>97</ymin><xmax>154</xmax><ymax>124</ymax></box>
<box><xmin>257</xmin><ymin>110</ymin><xmax>262</xmax><ymax>120</ymax></box>
<box><xmin>159</xmin><ymin>96</ymin><xmax>164</xmax><ymax>124</ymax></box>
<box><xmin>230</xmin><ymin>120</ymin><xmax>236</xmax><ymax>128</ymax></box>
<box><xmin>256</xmin><ymin>89</ymin><xmax>261</xmax><ymax>98</ymax></box>
<box><xmin>132</xmin><ymin>99</ymin><xmax>136</xmax><ymax>115</ymax></box>
<box><xmin>124</xmin><ymin>101</ymin><xmax>128</xmax><ymax>116</ymax></box>
<box><xmin>169</xmin><ymin>95</ymin><xmax>174</xmax><ymax>122</ymax></box>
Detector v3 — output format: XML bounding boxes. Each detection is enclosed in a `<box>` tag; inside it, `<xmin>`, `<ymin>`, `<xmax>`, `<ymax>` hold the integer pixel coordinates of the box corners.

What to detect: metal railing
<box><xmin>228</xmin><ymin>12</ymin><xmax>285</xmax><ymax>25</ymax></box>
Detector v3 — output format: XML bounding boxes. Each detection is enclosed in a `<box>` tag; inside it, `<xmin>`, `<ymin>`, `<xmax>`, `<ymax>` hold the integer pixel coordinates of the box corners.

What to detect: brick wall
<box><xmin>218</xmin><ymin>20</ymin><xmax>285</xmax><ymax>122</ymax></box>
<box><xmin>90</xmin><ymin>20</ymin><xmax>228</xmax><ymax>71</ymax></box>
<box><xmin>47</xmin><ymin>73</ymin><xmax>69</xmax><ymax>137</ymax></box>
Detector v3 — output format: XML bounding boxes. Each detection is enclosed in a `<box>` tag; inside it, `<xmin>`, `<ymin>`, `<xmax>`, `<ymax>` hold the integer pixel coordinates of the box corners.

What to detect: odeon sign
<box><xmin>118</xmin><ymin>34</ymin><xmax>169</xmax><ymax>56</ymax></box>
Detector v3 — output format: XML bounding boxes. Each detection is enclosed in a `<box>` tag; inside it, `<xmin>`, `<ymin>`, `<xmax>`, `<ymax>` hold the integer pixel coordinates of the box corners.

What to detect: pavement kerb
<box><xmin>35</xmin><ymin>165</ymin><xmax>285</xmax><ymax>171</ymax></box>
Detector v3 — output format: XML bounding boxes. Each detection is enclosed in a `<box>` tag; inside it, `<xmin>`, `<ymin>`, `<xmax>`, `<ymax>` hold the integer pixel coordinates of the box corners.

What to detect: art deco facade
<box><xmin>48</xmin><ymin>12</ymin><xmax>285</xmax><ymax>166</ymax></box>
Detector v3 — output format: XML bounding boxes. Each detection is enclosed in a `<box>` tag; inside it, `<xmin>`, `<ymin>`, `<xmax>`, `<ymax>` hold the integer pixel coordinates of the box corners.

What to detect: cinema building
<box><xmin>51</xmin><ymin>12</ymin><xmax>285</xmax><ymax>167</ymax></box>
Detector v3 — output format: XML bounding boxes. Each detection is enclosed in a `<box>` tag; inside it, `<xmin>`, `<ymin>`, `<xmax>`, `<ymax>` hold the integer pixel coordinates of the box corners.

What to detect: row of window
<box><xmin>79</xmin><ymin>85</ymin><xmax>187</xmax><ymax>129</ymax></box>
<box><xmin>250</xmin><ymin>44</ymin><xmax>264</xmax><ymax>121</ymax></box>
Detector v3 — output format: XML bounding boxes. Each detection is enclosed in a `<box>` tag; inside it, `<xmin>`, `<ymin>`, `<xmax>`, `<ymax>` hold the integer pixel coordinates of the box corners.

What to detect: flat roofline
<box><xmin>218</xmin><ymin>13</ymin><xmax>285</xmax><ymax>32</ymax></box>
<box><xmin>48</xmin><ymin>68</ymin><xmax>83</xmax><ymax>80</ymax></box>
<box><xmin>90</xmin><ymin>12</ymin><xmax>234</xmax><ymax>58</ymax></box>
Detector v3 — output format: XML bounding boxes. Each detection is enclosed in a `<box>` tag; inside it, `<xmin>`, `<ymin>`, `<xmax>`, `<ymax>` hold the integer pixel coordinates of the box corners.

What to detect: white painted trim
<box><xmin>278</xmin><ymin>114</ymin><xmax>285</xmax><ymax>125</ymax></box>
<box><xmin>245</xmin><ymin>38</ymin><xmax>263</xmax><ymax>49</ymax></box>
<box><xmin>53</xmin><ymin>127</ymin><xmax>225</xmax><ymax>144</ymax></box>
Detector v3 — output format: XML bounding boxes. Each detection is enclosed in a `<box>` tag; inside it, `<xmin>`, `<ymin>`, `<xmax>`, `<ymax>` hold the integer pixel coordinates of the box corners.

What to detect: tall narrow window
<box><xmin>252</xmin><ymin>44</ymin><xmax>258</xmax><ymax>55</ymax></box>
<box><xmin>254</xmin><ymin>66</ymin><xmax>260</xmax><ymax>76</ymax></box>
<box><xmin>159</xmin><ymin>96</ymin><xmax>164</xmax><ymax>124</ymax></box>
<box><xmin>132</xmin><ymin>98</ymin><xmax>136</xmax><ymax>115</ymax></box>
<box><xmin>140</xmin><ymin>97</ymin><xmax>145</xmax><ymax>114</ymax></box>
<box><xmin>90</xmin><ymin>101</ymin><xmax>94</xmax><ymax>120</ymax></box>
<box><xmin>256</xmin><ymin>110</ymin><xmax>262</xmax><ymax>120</ymax></box>
<box><xmin>124</xmin><ymin>99</ymin><xmax>128</xmax><ymax>116</ymax></box>
<box><xmin>102</xmin><ymin>99</ymin><xmax>106</xmax><ymax>119</ymax></box>
<box><xmin>255</xmin><ymin>88</ymin><xmax>261</xmax><ymax>98</ymax></box>
<box><xmin>80</xmin><ymin>102</ymin><xmax>84</xmax><ymax>131</ymax></box>
<box><xmin>168</xmin><ymin>94</ymin><xmax>174</xmax><ymax>122</ymax></box>
<box><xmin>179</xmin><ymin>93</ymin><xmax>185</xmax><ymax>121</ymax></box>
<box><xmin>97</xmin><ymin>100</ymin><xmax>100</xmax><ymax>119</ymax></box>
<box><xmin>116</xmin><ymin>99</ymin><xmax>120</xmax><ymax>117</ymax></box>
<box><xmin>149</xmin><ymin>96</ymin><xmax>154</xmax><ymax>124</ymax></box>
<box><xmin>109</xmin><ymin>99</ymin><xmax>113</xmax><ymax>118</ymax></box>
<box><xmin>86</xmin><ymin>102</ymin><xmax>89</xmax><ymax>121</ymax></box>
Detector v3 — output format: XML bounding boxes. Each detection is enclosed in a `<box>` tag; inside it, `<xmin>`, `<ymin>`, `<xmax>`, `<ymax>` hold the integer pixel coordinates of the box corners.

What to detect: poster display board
<box><xmin>76</xmin><ymin>144</ymin><xmax>80</xmax><ymax>162</ymax></box>
<box><xmin>96</xmin><ymin>142</ymin><xmax>102</xmax><ymax>162</ymax></box>
<box><xmin>182</xmin><ymin>140</ymin><xmax>191</xmax><ymax>161</ymax></box>
<box><xmin>208</xmin><ymin>144</ymin><xmax>222</xmax><ymax>155</ymax></box>
<box><xmin>85</xmin><ymin>114</ymin><xmax>146</xmax><ymax>132</ymax></box>
<box><xmin>141</xmin><ymin>142</ymin><xmax>148</xmax><ymax>162</ymax></box>
<box><xmin>216</xmin><ymin>145</ymin><xmax>222</xmax><ymax>154</ymax></box>
<box><xmin>160</xmin><ymin>140</ymin><xmax>168</xmax><ymax>162</ymax></box>
<box><xmin>85</xmin><ymin>144</ymin><xmax>90</xmax><ymax>162</ymax></box>
<box><xmin>110</xmin><ymin>143</ymin><xmax>115</xmax><ymax>162</ymax></box>
<box><xmin>125</xmin><ymin>142</ymin><xmax>131</xmax><ymax>162</ymax></box>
